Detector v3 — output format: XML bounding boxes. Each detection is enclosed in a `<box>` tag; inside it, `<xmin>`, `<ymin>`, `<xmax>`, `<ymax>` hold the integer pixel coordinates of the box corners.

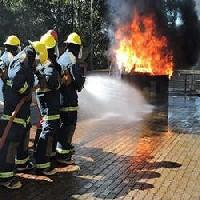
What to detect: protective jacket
<box><xmin>0</xmin><ymin>51</ymin><xmax>15</xmax><ymax>101</ymax></box>
<box><xmin>56</xmin><ymin>51</ymin><xmax>84</xmax><ymax>160</ymax></box>
<box><xmin>49</xmin><ymin>54</ymin><xmax>61</xmax><ymax>75</ymax></box>
<box><xmin>58</xmin><ymin>51</ymin><xmax>85</xmax><ymax>110</ymax></box>
<box><xmin>3</xmin><ymin>51</ymin><xmax>34</xmax><ymax>121</ymax></box>
<box><xmin>0</xmin><ymin>51</ymin><xmax>14</xmax><ymax>72</ymax></box>
<box><xmin>35</xmin><ymin>61</ymin><xmax>60</xmax><ymax>116</ymax></box>
<box><xmin>34</xmin><ymin>60</ymin><xmax>60</xmax><ymax>169</ymax></box>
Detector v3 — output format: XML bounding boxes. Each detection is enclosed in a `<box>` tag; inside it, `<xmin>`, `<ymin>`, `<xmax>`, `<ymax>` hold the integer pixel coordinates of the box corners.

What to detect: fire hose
<box><xmin>0</xmin><ymin>95</ymin><xmax>30</xmax><ymax>149</ymax></box>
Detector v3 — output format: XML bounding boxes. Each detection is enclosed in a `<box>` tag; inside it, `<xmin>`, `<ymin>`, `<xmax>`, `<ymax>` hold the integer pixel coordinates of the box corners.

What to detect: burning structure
<box><xmin>108</xmin><ymin>0</ymin><xmax>200</xmax><ymax>71</ymax></box>
<box><xmin>114</xmin><ymin>12</ymin><xmax>173</xmax><ymax>77</ymax></box>
<box><xmin>113</xmin><ymin>12</ymin><xmax>173</xmax><ymax>104</ymax></box>
<box><xmin>108</xmin><ymin>1</ymin><xmax>175</xmax><ymax>104</ymax></box>
<box><xmin>108</xmin><ymin>0</ymin><xmax>200</xmax><ymax>104</ymax></box>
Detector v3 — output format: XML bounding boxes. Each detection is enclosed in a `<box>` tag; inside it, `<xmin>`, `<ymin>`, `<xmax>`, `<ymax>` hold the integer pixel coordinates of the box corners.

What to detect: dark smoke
<box><xmin>107</xmin><ymin>1</ymin><xmax>167</xmax><ymax>29</ymax></box>
<box><xmin>194</xmin><ymin>0</ymin><xmax>200</xmax><ymax>18</ymax></box>
<box><xmin>178</xmin><ymin>0</ymin><xmax>200</xmax><ymax>68</ymax></box>
<box><xmin>107</xmin><ymin>0</ymin><xmax>200</xmax><ymax>69</ymax></box>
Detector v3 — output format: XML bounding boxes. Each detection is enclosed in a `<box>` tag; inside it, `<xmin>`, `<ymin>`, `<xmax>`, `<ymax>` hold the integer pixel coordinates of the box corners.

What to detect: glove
<box><xmin>35</xmin><ymin>71</ymin><xmax>47</xmax><ymax>89</ymax></box>
<box><xmin>39</xmin><ymin>78</ymin><xmax>47</xmax><ymax>89</ymax></box>
<box><xmin>62</xmin><ymin>71</ymin><xmax>72</xmax><ymax>86</ymax></box>
<box><xmin>0</xmin><ymin>68</ymin><xmax>8</xmax><ymax>82</ymax></box>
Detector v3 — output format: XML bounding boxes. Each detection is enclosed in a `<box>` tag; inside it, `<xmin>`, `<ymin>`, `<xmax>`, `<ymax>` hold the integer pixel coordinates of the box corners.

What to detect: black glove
<box><xmin>0</xmin><ymin>67</ymin><xmax>8</xmax><ymax>82</ymax></box>
<box><xmin>35</xmin><ymin>71</ymin><xmax>47</xmax><ymax>89</ymax></box>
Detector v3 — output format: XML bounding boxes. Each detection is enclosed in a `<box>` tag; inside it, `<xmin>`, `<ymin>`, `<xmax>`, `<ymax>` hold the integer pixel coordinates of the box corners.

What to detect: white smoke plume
<box><xmin>106</xmin><ymin>0</ymin><xmax>148</xmax><ymax>26</ymax></box>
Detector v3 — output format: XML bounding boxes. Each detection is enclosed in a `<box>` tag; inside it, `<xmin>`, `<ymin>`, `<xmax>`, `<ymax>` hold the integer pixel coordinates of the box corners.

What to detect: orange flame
<box><xmin>114</xmin><ymin>13</ymin><xmax>173</xmax><ymax>77</ymax></box>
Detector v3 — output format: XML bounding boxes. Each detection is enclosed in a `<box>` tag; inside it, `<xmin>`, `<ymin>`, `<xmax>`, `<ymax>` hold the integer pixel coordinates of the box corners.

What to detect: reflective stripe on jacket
<box><xmin>1</xmin><ymin>114</ymin><xmax>28</xmax><ymax>128</ymax></box>
<box><xmin>60</xmin><ymin>106</ymin><xmax>78</xmax><ymax>112</ymax></box>
<box><xmin>42</xmin><ymin>114</ymin><xmax>60</xmax><ymax>121</ymax></box>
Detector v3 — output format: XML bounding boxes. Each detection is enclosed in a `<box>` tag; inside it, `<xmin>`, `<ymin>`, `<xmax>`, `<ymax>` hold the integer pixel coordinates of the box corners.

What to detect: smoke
<box><xmin>106</xmin><ymin>0</ymin><xmax>164</xmax><ymax>26</ymax></box>
<box><xmin>106</xmin><ymin>0</ymin><xmax>168</xmax><ymax>47</ymax></box>
<box><xmin>194</xmin><ymin>0</ymin><xmax>200</xmax><ymax>19</ymax></box>
<box><xmin>106</xmin><ymin>0</ymin><xmax>134</xmax><ymax>26</ymax></box>
<box><xmin>105</xmin><ymin>0</ymin><xmax>133</xmax><ymax>50</ymax></box>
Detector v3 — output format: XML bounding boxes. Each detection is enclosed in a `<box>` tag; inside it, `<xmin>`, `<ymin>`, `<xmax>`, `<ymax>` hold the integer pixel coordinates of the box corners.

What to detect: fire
<box><xmin>114</xmin><ymin>13</ymin><xmax>173</xmax><ymax>77</ymax></box>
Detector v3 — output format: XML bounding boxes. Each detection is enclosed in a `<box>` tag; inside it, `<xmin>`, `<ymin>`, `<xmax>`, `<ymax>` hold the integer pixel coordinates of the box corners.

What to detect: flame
<box><xmin>114</xmin><ymin>13</ymin><xmax>173</xmax><ymax>77</ymax></box>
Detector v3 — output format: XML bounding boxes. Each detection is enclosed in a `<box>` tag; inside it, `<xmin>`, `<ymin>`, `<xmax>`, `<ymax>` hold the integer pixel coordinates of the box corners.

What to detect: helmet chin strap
<box><xmin>78</xmin><ymin>47</ymin><xmax>83</xmax><ymax>59</ymax></box>
<box><xmin>55</xmin><ymin>45</ymin><xmax>60</xmax><ymax>58</ymax></box>
<box><xmin>17</xmin><ymin>46</ymin><xmax>21</xmax><ymax>54</ymax></box>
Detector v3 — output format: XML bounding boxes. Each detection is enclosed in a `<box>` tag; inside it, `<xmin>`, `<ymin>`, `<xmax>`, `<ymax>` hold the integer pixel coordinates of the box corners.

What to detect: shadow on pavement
<box><xmin>0</xmin><ymin>144</ymin><xmax>182</xmax><ymax>200</ymax></box>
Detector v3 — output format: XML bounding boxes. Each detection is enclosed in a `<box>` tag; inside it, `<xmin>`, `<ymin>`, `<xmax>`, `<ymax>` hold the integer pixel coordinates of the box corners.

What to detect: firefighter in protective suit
<box><xmin>41</xmin><ymin>32</ymin><xmax>61</xmax><ymax>158</ymax></box>
<box><xmin>57</xmin><ymin>32</ymin><xmax>85</xmax><ymax>164</ymax></box>
<box><xmin>0</xmin><ymin>41</ymin><xmax>47</xmax><ymax>189</ymax></box>
<box><xmin>34</xmin><ymin>35</ymin><xmax>60</xmax><ymax>175</ymax></box>
<box><xmin>0</xmin><ymin>36</ymin><xmax>21</xmax><ymax>97</ymax></box>
<box><xmin>47</xmin><ymin>29</ymin><xmax>60</xmax><ymax>58</ymax></box>
<box><xmin>46</xmin><ymin>30</ymin><xmax>61</xmax><ymax>74</ymax></box>
<box><xmin>0</xmin><ymin>36</ymin><xmax>33</xmax><ymax>173</ymax></box>
<box><xmin>33</xmin><ymin>32</ymin><xmax>61</xmax><ymax>159</ymax></box>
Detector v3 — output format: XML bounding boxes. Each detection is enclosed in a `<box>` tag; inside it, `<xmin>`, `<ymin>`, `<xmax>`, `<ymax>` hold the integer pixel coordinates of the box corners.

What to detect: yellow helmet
<box><xmin>40</xmin><ymin>33</ymin><xmax>56</xmax><ymax>49</ymax></box>
<box><xmin>29</xmin><ymin>41</ymin><xmax>48</xmax><ymax>64</ymax></box>
<box><xmin>64</xmin><ymin>32</ymin><xmax>81</xmax><ymax>45</ymax></box>
<box><xmin>4</xmin><ymin>35</ymin><xmax>20</xmax><ymax>46</ymax></box>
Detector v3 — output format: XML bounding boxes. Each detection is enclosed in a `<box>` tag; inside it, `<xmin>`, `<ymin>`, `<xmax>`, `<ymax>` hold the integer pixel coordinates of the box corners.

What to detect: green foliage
<box><xmin>0</xmin><ymin>0</ymin><xmax>108</xmax><ymax>68</ymax></box>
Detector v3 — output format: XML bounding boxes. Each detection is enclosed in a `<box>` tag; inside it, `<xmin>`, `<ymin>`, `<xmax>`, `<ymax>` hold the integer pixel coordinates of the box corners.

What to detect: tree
<box><xmin>0</xmin><ymin>0</ymin><xmax>109</xmax><ymax>69</ymax></box>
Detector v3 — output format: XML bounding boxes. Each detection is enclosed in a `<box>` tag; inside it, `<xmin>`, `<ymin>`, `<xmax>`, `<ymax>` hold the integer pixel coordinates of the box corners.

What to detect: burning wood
<box><xmin>113</xmin><ymin>12</ymin><xmax>173</xmax><ymax>77</ymax></box>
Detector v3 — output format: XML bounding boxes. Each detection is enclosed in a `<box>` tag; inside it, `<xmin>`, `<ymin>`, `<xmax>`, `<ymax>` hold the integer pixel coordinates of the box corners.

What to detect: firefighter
<box><xmin>0</xmin><ymin>35</ymin><xmax>21</xmax><ymax>96</ymax></box>
<box><xmin>57</xmin><ymin>32</ymin><xmax>85</xmax><ymax>164</ymax></box>
<box><xmin>47</xmin><ymin>29</ymin><xmax>59</xmax><ymax>58</ymax></box>
<box><xmin>0</xmin><ymin>41</ymin><xmax>47</xmax><ymax>189</ymax></box>
<box><xmin>0</xmin><ymin>36</ymin><xmax>33</xmax><ymax>172</ymax></box>
<box><xmin>33</xmin><ymin>32</ymin><xmax>61</xmax><ymax>160</ymax></box>
<box><xmin>45</xmin><ymin>31</ymin><xmax>61</xmax><ymax>74</ymax></box>
<box><xmin>42</xmin><ymin>32</ymin><xmax>61</xmax><ymax>159</ymax></box>
<box><xmin>34</xmin><ymin>34</ymin><xmax>60</xmax><ymax>175</ymax></box>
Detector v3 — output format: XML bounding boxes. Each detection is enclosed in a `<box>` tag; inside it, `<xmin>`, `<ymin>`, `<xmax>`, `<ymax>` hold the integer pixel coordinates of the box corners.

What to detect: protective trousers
<box><xmin>35</xmin><ymin>118</ymin><xmax>59</xmax><ymax>169</ymax></box>
<box><xmin>15</xmin><ymin>117</ymin><xmax>31</xmax><ymax>166</ymax></box>
<box><xmin>56</xmin><ymin>110</ymin><xmax>77</xmax><ymax>160</ymax></box>
<box><xmin>3</xmin><ymin>83</ymin><xmax>31</xmax><ymax>167</ymax></box>
<box><xmin>34</xmin><ymin>119</ymin><xmax>57</xmax><ymax>158</ymax></box>
<box><xmin>0</xmin><ymin>119</ymin><xmax>27</xmax><ymax>181</ymax></box>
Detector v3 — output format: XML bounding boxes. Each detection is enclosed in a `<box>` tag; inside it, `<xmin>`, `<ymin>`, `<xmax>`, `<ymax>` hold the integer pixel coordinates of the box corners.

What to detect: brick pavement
<box><xmin>1</xmin><ymin>93</ymin><xmax>200</xmax><ymax>199</ymax></box>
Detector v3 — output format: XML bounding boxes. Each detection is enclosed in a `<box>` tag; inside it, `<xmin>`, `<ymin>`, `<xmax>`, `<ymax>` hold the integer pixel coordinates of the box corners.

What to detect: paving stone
<box><xmin>1</xmin><ymin>81</ymin><xmax>200</xmax><ymax>200</ymax></box>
